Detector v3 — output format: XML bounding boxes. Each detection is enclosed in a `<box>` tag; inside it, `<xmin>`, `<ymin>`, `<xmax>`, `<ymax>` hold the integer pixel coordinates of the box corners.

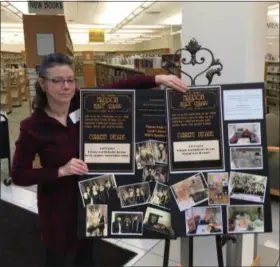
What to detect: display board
<box><xmin>77</xmin><ymin>83</ymin><xmax>272</xmax><ymax>240</ymax></box>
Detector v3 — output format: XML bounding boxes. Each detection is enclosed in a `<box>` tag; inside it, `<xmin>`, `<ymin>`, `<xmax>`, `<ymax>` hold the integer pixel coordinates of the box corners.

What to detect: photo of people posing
<box><xmin>229</xmin><ymin>172</ymin><xmax>267</xmax><ymax>203</ymax></box>
<box><xmin>135</xmin><ymin>140</ymin><xmax>168</xmax><ymax>169</ymax></box>
<box><xmin>171</xmin><ymin>173</ymin><xmax>209</xmax><ymax>211</ymax></box>
<box><xmin>149</xmin><ymin>182</ymin><xmax>170</xmax><ymax>209</ymax></box>
<box><xmin>118</xmin><ymin>182</ymin><xmax>151</xmax><ymax>208</ymax></box>
<box><xmin>142</xmin><ymin>165</ymin><xmax>168</xmax><ymax>183</ymax></box>
<box><xmin>79</xmin><ymin>174</ymin><xmax>118</xmax><ymax>207</ymax></box>
<box><xmin>230</xmin><ymin>147</ymin><xmax>263</xmax><ymax>170</ymax></box>
<box><xmin>208</xmin><ymin>172</ymin><xmax>229</xmax><ymax>205</ymax></box>
<box><xmin>86</xmin><ymin>204</ymin><xmax>108</xmax><ymax>237</ymax></box>
<box><xmin>111</xmin><ymin>212</ymin><xmax>143</xmax><ymax>235</ymax></box>
<box><xmin>227</xmin><ymin>205</ymin><xmax>264</xmax><ymax>233</ymax></box>
<box><xmin>185</xmin><ymin>206</ymin><xmax>223</xmax><ymax>236</ymax></box>
<box><xmin>143</xmin><ymin>207</ymin><xmax>172</xmax><ymax>236</ymax></box>
<box><xmin>228</xmin><ymin>122</ymin><xmax>261</xmax><ymax>146</ymax></box>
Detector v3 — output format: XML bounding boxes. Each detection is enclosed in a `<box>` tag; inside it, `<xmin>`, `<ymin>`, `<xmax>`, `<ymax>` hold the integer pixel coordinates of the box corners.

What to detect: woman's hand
<box><xmin>155</xmin><ymin>74</ymin><xmax>187</xmax><ymax>93</ymax></box>
<box><xmin>58</xmin><ymin>158</ymin><xmax>88</xmax><ymax>177</ymax></box>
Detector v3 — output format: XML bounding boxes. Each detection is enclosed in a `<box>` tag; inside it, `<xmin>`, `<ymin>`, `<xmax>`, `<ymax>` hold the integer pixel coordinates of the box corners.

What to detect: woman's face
<box><xmin>41</xmin><ymin>65</ymin><xmax>76</xmax><ymax>104</ymax></box>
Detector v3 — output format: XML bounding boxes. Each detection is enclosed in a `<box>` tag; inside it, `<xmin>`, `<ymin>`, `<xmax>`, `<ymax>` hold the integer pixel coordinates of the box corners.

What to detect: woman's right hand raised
<box><xmin>58</xmin><ymin>158</ymin><xmax>88</xmax><ymax>177</ymax></box>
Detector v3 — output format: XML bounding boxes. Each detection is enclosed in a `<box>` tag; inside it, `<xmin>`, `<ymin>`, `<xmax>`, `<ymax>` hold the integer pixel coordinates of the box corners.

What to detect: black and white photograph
<box><xmin>229</xmin><ymin>172</ymin><xmax>267</xmax><ymax>203</ymax></box>
<box><xmin>86</xmin><ymin>204</ymin><xmax>108</xmax><ymax>237</ymax></box>
<box><xmin>135</xmin><ymin>141</ymin><xmax>154</xmax><ymax>169</ymax></box>
<box><xmin>79</xmin><ymin>174</ymin><xmax>118</xmax><ymax>207</ymax></box>
<box><xmin>142</xmin><ymin>165</ymin><xmax>168</xmax><ymax>183</ymax></box>
<box><xmin>170</xmin><ymin>173</ymin><xmax>209</xmax><ymax>211</ymax></box>
<box><xmin>150</xmin><ymin>140</ymin><xmax>168</xmax><ymax>164</ymax></box>
<box><xmin>230</xmin><ymin>147</ymin><xmax>263</xmax><ymax>170</ymax></box>
<box><xmin>149</xmin><ymin>182</ymin><xmax>170</xmax><ymax>209</ymax></box>
<box><xmin>111</xmin><ymin>211</ymin><xmax>143</xmax><ymax>235</ymax></box>
<box><xmin>228</xmin><ymin>122</ymin><xmax>261</xmax><ymax>146</ymax></box>
<box><xmin>185</xmin><ymin>206</ymin><xmax>223</xmax><ymax>236</ymax></box>
<box><xmin>143</xmin><ymin>207</ymin><xmax>172</xmax><ymax>236</ymax></box>
<box><xmin>118</xmin><ymin>182</ymin><xmax>151</xmax><ymax>208</ymax></box>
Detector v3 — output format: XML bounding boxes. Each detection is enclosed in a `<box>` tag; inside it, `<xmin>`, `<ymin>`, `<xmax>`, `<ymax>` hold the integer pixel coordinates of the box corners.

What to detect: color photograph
<box><xmin>185</xmin><ymin>206</ymin><xmax>223</xmax><ymax>236</ymax></box>
<box><xmin>135</xmin><ymin>141</ymin><xmax>154</xmax><ymax>169</ymax></box>
<box><xmin>78</xmin><ymin>174</ymin><xmax>118</xmax><ymax>207</ymax></box>
<box><xmin>111</xmin><ymin>211</ymin><xmax>143</xmax><ymax>236</ymax></box>
<box><xmin>208</xmin><ymin>172</ymin><xmax>229</xmax><ymax>205</ymax></box>
<box><xmin>86</xmin><ymin>204</ymin><xmax>108</xmax><ymax>237</ymax></box>
<box><xmin>118</xmin><ymin>182</ymin><xmax>151</xmax><ymax>208</ymax></box>
<box><xmin>227</xmin><ymin>205</ymin><xmax>264</xmax><ymax>234</ymax></box>
<box><xmin>149</xmin><ymin>182</ymin><xmax>170</xmax><ymax>209</ymax></box>
<box><xmin>143</xmin><ymin>207</ymin><xmax>172</xmax><ymax>236</ymax></box>
<box><xmin>142</xmin><ymin>165</ymin><xmax>168</xmax><ymax>183</ymax></box>
<box><xmin>229</xmin><ymin>172</ymin><xmax>267</xmax><ymax>203</ymax></box>
<box><xmin>228</xmin><ymin>122</ymin><xmax>261</xmax><ymax>146</ymax></box>
<box><xmin>230</xmin><ymin>147</ymin><xmax>263</xmax><ymax>170</ymax></box>
<box><xmin>171</xmin><ymin>173</ymin><xmax>209</xmax><ymax>211</ymax></box>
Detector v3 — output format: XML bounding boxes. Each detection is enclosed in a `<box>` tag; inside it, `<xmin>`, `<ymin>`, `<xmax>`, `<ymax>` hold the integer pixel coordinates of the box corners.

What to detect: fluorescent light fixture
<box><xmin>116</xmin><ymin>29</ymin><xmax>154</xmax><ymax>33</ymax></box>
<box><xmin>7</xmin><ymin>1</ymin><xmax>29</xmax><ymax>14</ymax></box>
<box><xmin>160</xmin><ymin>13</ymin><xmax>182</xmax><ymax>25</ymax></box>
<box><xmin>124</xmin><ymin>25</ymin><xmax>165</xmax><ymax>29</ymax></box>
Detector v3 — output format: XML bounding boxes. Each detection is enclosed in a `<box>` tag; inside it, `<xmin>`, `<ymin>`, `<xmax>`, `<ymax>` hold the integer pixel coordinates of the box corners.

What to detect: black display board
<box><xmin>77</xmin><ymin>83</ymin><xmax>272</xmax><ymax>240</ymax></box>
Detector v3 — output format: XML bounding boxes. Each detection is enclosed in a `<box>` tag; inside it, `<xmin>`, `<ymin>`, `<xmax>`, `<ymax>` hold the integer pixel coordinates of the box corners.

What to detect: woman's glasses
<box><xmin>44</xmin><ymin>77</ymin><xmax>77</xmax><ymax>87</ymax></box>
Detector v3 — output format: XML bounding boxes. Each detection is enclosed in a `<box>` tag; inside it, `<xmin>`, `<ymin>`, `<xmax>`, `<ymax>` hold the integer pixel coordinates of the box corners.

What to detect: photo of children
<box><xmin>229</xmin><ymin>172</ymin><xmax>267</xmax><ymax>203</ymax></box>
<box><xmin>111</xmin><ymin>212</ymin><xmax>143</xmax><ymax>236</ymax></box>
<box><xmin>142</xmin><ymin>165</ymin><xmax>168</xmax><ymax>183</ymax></box>
<box><xmin>227</xmin><ymin>205</ymin><xmax>264</xmax><ymax>233</ymax></box>
<box><xmin>149</xmin><ymin>182</ymin><xmax>170</xmax><ymax>209</ymax></box>
<box><xmin>171</xmin><ymin>173</ymin><xmax>209</xmax><ymax>211</ymax></box>
<box><xmin>185</xmin><ymin>206</ymin><xmax>223</xmax><ymax>236</ymax></box>
<box><xmin>86</xmin><ymin>204</ymin><xmax>108</xmax><ymax>237</ymax></box>
<box><xmin>208</xmin><ymin>172</ymin><xmax>229</xmax><ymax>205</ymax></box>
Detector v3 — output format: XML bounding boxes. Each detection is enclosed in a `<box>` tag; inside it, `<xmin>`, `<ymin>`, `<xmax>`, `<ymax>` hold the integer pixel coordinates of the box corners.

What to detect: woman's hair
<box><xmin>32</xmin><ymin>53</ymin><xmax>73</xmax><ymax>111</ymax></box>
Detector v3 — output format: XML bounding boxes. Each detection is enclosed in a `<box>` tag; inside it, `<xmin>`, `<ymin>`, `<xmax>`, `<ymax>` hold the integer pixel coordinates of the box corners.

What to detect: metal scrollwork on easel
<box><xmin>163</xmin><ymin>38</ymin><xmax>223</xmax><ymax>86</ymax></box>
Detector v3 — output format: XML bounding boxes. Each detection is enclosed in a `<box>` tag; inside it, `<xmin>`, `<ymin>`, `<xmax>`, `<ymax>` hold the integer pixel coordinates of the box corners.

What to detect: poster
<box><xmin>77</xmin><ymin>83</ymin><xmax>272</xmax><ymax>240</ymax></box>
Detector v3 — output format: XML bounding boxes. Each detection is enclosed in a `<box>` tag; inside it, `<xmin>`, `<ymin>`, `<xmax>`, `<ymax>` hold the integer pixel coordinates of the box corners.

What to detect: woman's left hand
<box><xmin>155</xmin><ymin>74</ymin><xmax>188</xmax><ymax>93</ymax></box>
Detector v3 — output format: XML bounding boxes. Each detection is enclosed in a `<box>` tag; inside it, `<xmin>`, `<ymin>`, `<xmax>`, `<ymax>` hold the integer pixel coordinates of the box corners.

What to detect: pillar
<box><xmin>180</xmin><ymin>2</ymin><xmax>269</xmax><ymax>266</ymax></box>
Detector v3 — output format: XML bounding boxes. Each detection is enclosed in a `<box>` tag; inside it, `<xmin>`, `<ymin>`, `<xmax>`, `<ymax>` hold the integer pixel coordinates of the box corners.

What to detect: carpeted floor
<box><xmin>0</xmin><ymin>200</ymin><xmax>136</xmax><ymax>267</ymax></box>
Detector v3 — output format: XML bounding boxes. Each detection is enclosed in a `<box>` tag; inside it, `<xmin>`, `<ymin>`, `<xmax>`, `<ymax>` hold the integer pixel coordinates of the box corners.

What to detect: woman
<box><xmin>11</xmin><ymin>53</ymin><xmax>187</xmax><ymax>266</ymax></box>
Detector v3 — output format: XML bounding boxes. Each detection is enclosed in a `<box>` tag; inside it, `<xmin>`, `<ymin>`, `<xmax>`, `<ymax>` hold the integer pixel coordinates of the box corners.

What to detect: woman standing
<box><xmin>11</xmin><ymin>53</ymin><xmax>187</xmax><ymax>266</ymax></box>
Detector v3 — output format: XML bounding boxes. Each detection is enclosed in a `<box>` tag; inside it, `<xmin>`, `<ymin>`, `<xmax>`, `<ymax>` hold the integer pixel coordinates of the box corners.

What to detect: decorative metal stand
<box><xmin>162</xmin><ymin>38</ymin><xmax>236</xmax><ymax>267</ymax></box>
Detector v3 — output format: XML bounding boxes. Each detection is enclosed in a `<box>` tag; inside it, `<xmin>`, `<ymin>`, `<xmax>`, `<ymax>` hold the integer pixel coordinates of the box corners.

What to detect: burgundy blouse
<box><xmin>11</xmin><ymin>75</ymin><xmax>156</xmax><ymax>252</ymax></box>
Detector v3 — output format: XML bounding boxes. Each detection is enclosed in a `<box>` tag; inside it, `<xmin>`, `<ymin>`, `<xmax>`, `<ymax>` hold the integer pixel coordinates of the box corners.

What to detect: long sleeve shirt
<box><xmin>11</xmin><ymin>75</ymin><xmax>156</xmax><ymax>252</ymax></box>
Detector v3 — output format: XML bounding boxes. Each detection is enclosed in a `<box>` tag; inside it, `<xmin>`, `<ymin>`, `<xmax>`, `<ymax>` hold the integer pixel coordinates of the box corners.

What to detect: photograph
<box><xmin>230</xmin><ymin>147</ymin><xmax>263</xmax><ymax>170</ymax></box>
<box><xmin>227</xmin><ymin>205</ymin><xmax>264</xmax><ymax>233</ymax></box>
<box><xmin>86</xmin><ymin>204</ymin><xmax>108</xmax><ymax>237</ymax></box>
<box><xmin>149</xmin><ymin>182</ymin><xmax>170</xmax><ymax>209</ymax></box>
<box><xmin>150</xmin><ymin>140</ymin><xmax>168</xmax><ymax>164</ymax></box>
<box><xmin>208</xmin><ymin>172</ymin><xmax>229</xmax><ymax>205</ymax></box>
<box><xmin>111</xmin><ymin>211</ymin><xmax>143</xmax><ymax>235</ymax></box>
<box><xmin>118</xmin><ymin>182</ymin><xmax>151</xmax><ymax>208</ymax></box>
<box><xmin>171</xmin><ymin>173</ymin><xmax>209</xmax><ymax>211</ymax></box>
<box><xmin>185</xmin><ymin>206</ymin><xmax>223</xmax><ymax>236</ymax></box>
<box><xmin>78</xmin><ymin>174</ymin><xmax>118</xmax><ymax>207</ymax></box>
<box><xmin>229</xmin><ymin>172</ymin><xmax>267</xmax><ymax>203</ymax></box>
<box><xmin>135</xmin><ymin>141</ymin><xmax>154</xmax><ymax>169</ymax></box>
<box><xmin>142</xmin><ymin>165</ymin><xmax>168</xmax><ymax>183</ymax></box>
<box><xmin>228</xmin><ymin>123</ymin><xmax>261</xmax><ymax>146</ymax></box>
<box><xmin>143</xmin><ymin>207</ymin><xmax>172</xmax><ymax>235</ymax></box>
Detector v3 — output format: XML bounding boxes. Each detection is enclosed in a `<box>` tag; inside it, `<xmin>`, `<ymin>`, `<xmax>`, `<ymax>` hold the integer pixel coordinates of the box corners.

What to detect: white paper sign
<box><xmin>84</xmin><ymin>143</ymin><xmax>130</xmax><ymax>164</ymax></box>
<box><xmin>223</xmin><ymin>89</ymin><xmax>263</xmax><ymax>121</ymax></box>
<box><xmin>36</xmin><ymin>34</ymin><xmax>55</xmax><ymax>56</ymax></box>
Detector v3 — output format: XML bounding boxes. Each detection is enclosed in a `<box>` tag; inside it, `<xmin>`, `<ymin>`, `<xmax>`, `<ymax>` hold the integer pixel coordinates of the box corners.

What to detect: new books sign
<box><xmin>28</xmin><ymin>1</ymin><xmax>64</xmax><ymax>15</ymax></box>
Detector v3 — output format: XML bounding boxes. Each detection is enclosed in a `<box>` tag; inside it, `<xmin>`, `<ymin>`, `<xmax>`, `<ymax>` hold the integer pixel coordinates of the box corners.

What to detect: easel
<box><xmin>162</xmin><ymin>38</ymin><xmax>236</xmax><ymax>267</ymax></box>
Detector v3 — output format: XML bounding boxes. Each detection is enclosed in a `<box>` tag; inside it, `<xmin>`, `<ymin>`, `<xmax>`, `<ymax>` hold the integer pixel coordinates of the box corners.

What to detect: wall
<box><xmin>73</xmin><ymin>43</ymin><xmax>137</xmax><ymax>52</ymax></box>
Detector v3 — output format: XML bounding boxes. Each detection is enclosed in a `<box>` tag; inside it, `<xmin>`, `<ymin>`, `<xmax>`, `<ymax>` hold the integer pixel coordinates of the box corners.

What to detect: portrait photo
<box><xmin>142</xmin><ymin>165</ymin><xmax>168</xmax><ymax>183</ymax></box>
<box><xmin>135</xmin><ymin>141</ymin><xmax>154</xmax><ymax>169</ymax></box>
<box><xmin>228</xmin><ymin>122</ymin><xmax>261</xmax><ymax>146</ymax></box>
<box><xmin>229</xmin><ymin>172</ymin><xmax>267</xmax><ymax>203</ymax></box>
<box><xmin>111</xmin><ymin>211</ymin><xmax>143</xmax><ymax>236</ymax></box>
<box><xmin>208</xmin><ymin>172</ymin><xmax>229</xmax><ymax>205</ymax></box>
<box><xmin>86</xmin><ymin>204</ymin><xmax>108</xmax><ymax>237</ymax></box>
<box><xmin>78</xmin><ymin>174</ymin><xmax>118</xmax><ymax>207</ymax></box>
<box><xmin>149</xmin><ymin>182</ymin><xmax>170</xmax><ymax>209</ymax></box>
<box><xmin>185</xmin><ymin>206</ymin><xmax>223</xmax><ymax>236</ymax></box>
<box><xmin>118</xmin><ymin>182</ymin><xmax>151</xmax><ymax>208</ymax></box>
<box><xmin>230</xmin><ymin>147</ymin><xmax>263</xmax><ymax>170</ymax></box>
<box><xmin>150</xmin><ymin>140</ymin><xmax>168</xmax><ymax>164</ymax></box>
<box><xmin>171</xmin><ymin>173</ymin><xmax>209</xmax><ymax>211</ymax></box>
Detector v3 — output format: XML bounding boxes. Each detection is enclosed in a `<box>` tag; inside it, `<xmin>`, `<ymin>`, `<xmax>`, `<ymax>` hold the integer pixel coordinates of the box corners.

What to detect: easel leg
<box><xmin>163</xmin><ymin>239</ymin><xmax>170</xmax><ymax>267</ymax></box>
<box><xmin>180</xmin><ymin>237</ymin><xmax>193</xmax><ymax>267</ymax></box>
<box><xmin>216</xmin><ymin>235</ymin><xmax>224</xmax><ymax>267</ymax></box>
<box><xmin>189</xmin><ymin>237</ymin><xmax>193</xmax><ymax>267</ymax></box>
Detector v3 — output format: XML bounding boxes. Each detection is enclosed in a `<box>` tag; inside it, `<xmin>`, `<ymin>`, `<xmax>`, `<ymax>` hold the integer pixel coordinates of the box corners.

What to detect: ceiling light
<box><xmin>160</xmin><ymin>13</ymin><xmax>182</xmax><ymax>25</ymax></box>
<box><xmin>7</xmin><ymin>1</ymin><xmax>29</xmax><ymax>14</ymax></box>
<box><xmin>124</xmin><ymin>25</ymin><xmax>165</xmax><ymax>29</ymax></box>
